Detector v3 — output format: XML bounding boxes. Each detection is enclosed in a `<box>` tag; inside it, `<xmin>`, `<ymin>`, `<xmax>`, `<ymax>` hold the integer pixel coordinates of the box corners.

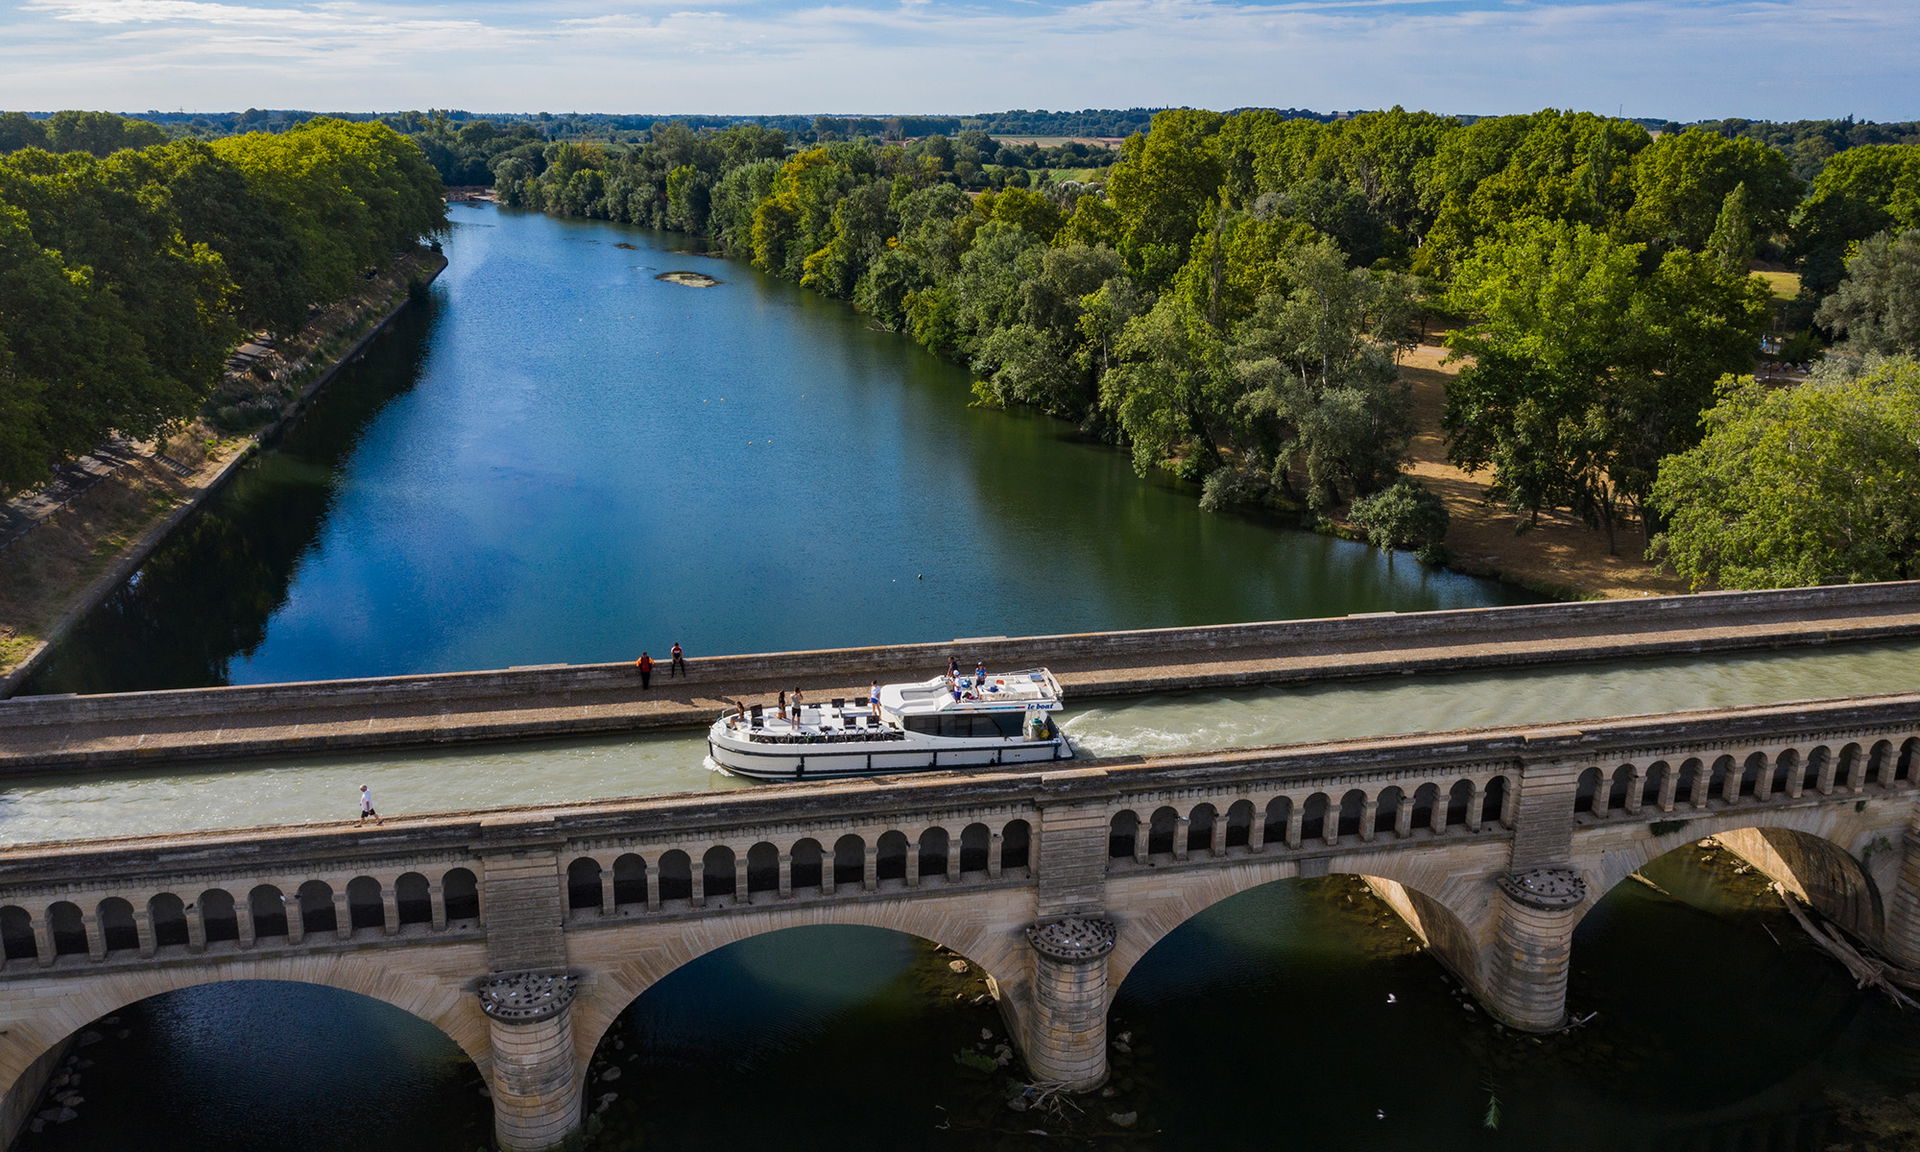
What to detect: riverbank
<box><xmin>0</xmin><ymin>248</ymin><xmax>448</xmax><ymax>694</ymax></box>
<box><xmin>1397</xmin><ymin>342</ymin><xmax>1690</xmax><ymax>600</ymax></box>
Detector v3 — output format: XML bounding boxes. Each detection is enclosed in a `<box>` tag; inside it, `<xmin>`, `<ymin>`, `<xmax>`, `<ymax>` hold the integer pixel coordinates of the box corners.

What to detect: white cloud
<box><xmin>0</xmin><ymin>0</ymin><xmax>1914</xmax><ymax>119</ymax></box>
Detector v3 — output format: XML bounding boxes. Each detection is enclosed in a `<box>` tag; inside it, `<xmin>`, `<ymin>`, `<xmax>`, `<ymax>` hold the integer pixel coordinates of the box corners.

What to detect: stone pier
<box><xmin>479</xmin><ymin>972</ymin><xmax>582</xmax><ymax>1152</ymax></box>
<box><xmin>1022</xmin><ymin>917</ymin><xmax>1118</xmax><ymax>1089</ymax></box>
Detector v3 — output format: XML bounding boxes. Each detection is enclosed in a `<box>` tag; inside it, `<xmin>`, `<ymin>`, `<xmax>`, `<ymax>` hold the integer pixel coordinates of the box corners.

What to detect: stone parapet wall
<box><xmin>6</xmin><ymin>581</ymin><xmax>1920</xmax><ymax>734</ymax></box>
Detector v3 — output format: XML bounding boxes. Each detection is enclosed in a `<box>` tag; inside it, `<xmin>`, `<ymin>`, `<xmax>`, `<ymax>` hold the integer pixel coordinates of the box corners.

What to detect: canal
<box><xmin>9</xmin><ymin>206</ymin><xmax>1917</xmax><ymax>1151</ymax></box>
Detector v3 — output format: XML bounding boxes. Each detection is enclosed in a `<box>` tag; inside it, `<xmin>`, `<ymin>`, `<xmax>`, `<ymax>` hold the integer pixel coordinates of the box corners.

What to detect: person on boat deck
<box><xmin>869</xmin><ymin>681</ymin><xmax>880</xmax><ymax>717</ymax></box>
<box><xmin>974</xmin><ymin>661</ymin><xmax>986</xmax><ymax>686</ymax></box>
<box><xmin>947</xmin><ymin>656</ymin><xmax>959</xmax><ymax>679</ymax></box>
<box><xmin>792</xmin><ymin>687</ymin><xmax>805</xmax><ymax>726</ymax></box>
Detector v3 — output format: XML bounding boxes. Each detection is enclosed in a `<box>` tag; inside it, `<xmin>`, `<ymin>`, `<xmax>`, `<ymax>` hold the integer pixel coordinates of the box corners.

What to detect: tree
<box><xmin>1815</xmin><ymin>229</ymin><xmax>1920</xmax><ymax>356</ymax></box>
<box><xmin>1650</xmin><ymin>357</ymin><xmax>1920</xmax><ymax>588</ymax></box>
<box><xmin>1350</xmin><ymin>478</ymin><xmax>1450</xmax><ymax>561</ymax></box>
<box><xmin>1227</xmin><ymin>237</ymin><xmax>1418</xmax><ymax>510</ymax></box>
<box><xmin>1622</xmin><ymin>129</ymin><xmax>1798</xmax><ymax>254</ymax></box>
<box><xmin>1444</xmin><ymin>218</ymin><xmax>1768</xmax><ymax>548</ymax></box>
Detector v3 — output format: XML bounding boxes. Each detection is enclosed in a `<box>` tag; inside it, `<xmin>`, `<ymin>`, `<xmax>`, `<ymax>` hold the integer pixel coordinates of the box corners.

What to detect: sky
<box><xmin>0</xmin><ymin>0</ymin><xmax>1915</xmax><ymax>121</ymax></box>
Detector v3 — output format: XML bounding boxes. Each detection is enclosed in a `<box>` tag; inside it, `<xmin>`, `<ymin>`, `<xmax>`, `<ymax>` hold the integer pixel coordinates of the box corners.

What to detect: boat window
<box><xmin>904</xmin><ymin>713</ymin><xmax>1027</xmax><ymax>738</ymax></box>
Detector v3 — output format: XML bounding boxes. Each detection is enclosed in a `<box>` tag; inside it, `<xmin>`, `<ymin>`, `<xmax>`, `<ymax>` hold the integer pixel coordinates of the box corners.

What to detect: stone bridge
<box><xmin>3</xmin><ymin>692</ymin><xmax>1920</xmax><ymax>1149</ymax></box>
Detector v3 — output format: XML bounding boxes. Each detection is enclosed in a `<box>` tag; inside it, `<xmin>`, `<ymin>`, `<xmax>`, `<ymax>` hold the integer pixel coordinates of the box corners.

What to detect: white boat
<box><xmin>707</xmin><ymin>668</ymin><xmax>1074</xmax><ymax>780</ymax></box>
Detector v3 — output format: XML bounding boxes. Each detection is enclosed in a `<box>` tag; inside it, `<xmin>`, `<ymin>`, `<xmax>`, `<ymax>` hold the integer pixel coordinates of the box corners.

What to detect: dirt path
<box><xmin>1398</xmin><ymin>343</ymin><xmax>1688</xmax><ymax>600</ymax></box>
<box><xmin>0</xmin><ymin>250</ymin><xmax>446</xmax><ymax>689</ymax></box>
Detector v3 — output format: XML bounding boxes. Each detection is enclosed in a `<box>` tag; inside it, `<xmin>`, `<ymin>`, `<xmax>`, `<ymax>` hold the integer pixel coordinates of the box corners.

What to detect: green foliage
<box><xmin>1816</xmin><ymin>229</ymin><xmax>1920</xmax><ymax>356</ymax></box>
<box><xmin>1793</xmin><ymin>144</ymin><xmax>1920</xmax><ymax>294</ymax></box>
<box><xmin>1649</xmin><ymin>357</ymin><xmax>1920</xmax><ymax>589</ymax></box>
<box><xmin>1350</xmin><ymin>478</ymin><xmax>1450</xmax><ymax>558</ymax></box>
<box><xmin>0</xmin><ymin>121</ymin><xmax>443</xmax><ymax>496</ymax></box>
<box><xmin>1443</xmin><ymin>218</ymin><xmax>1768</xmax><ymax>547</ymax></box>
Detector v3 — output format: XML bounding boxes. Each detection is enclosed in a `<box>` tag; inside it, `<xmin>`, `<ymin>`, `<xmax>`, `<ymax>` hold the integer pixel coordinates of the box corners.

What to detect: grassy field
<box><xmin>1754</xmin><ymin>269</ymin><xmax>1802</xmax><ymax>300</ymax></box>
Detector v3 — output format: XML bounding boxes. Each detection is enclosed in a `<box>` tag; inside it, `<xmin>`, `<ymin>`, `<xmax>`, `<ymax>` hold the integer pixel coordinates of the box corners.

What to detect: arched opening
<box><xmin>1870</xmin><ymin>740</ymin><xmax>1896</xmax><ymax>785</ymax></box>
<box><xmin>1444</xmin><ymin>780</ymin><xmax>1473</xmax><ymax>828</ymax></box>
<box><xmin>1738</xmin><ymin>752</ymin><xmax>1766</xmax><ymax>798</ymax></box>
<box><xmin>1640</xmin><ymin>763</ymin><xmax>1668</xmax><ymax>810</ymax></box>
<box><xmin>248</xmin><ymin>885</ymin><xmax>288</xmax><ymax>940</ymax></box>
<box><xmin>1899</xmin><ymin>738</ymin><xmax>1920</xmax><ymax>783</ymax></box>
<box><xmin>1606</xmin><ymin>765</ymin><xmax>1634</xmax><ymax>812</ymax></box>
<box><xmin>875</xmin><ymin>831</ymin><xmax>910</xmax><ymax>885</ymax></box>
<box><xmin>1804</xmin><ymin>746</ymin><xmax>1830</xmax><ymax>793</ymax></box>
<box><xmin>613</xmin><ymin>854</ymin><xmax>648</xmax><ymax>908</ymax></box>
<box><xmin>149</xmin><ymin>893</ymin><xmax>189</xmax><ymax>949</ymax></box>
<box><xmin>790</xmin><ymin>839</ymin><xmax>825</xmax><ymax>892</ymax></box>
<box><xmin>1410</xmin><ymin>784</ymin><xmax>1439</xmax><ymax>833</ymax></box>
<box><xmin>658</xmin><ymin>851</ymin><xmax>694</xmax><ymax>904</ymax></box>
<box><xmin>1770</xmin><ymin>749</ymin><xmax>1798</xmax><ymax>797</ymax></box>
<box><xmin>1001</xmin><ymin>820</ymin><xmax>1032</xmax><ymax>874</ymax></box>
<box><xmin>1336</xmin><ymin>789</ymin><xmax>1366</xmax><ymax>839</ymax></box>
<box><xmin>1568</xmin><ymin>826</ymin><xmax>1892</xmax><ymax>1117</ymax></box>
<box><xmin>703</xmin><ymin>845</ymin><xmax>738</xmax><ymax>901</ymax></box>
<box><xmin>345</xmin><ymin>878</ymin><xmax>385</xmax><ymax>932</ymax></box>
<box><xmin>0</xmin><ymin>904</ymin><xmax>35</xmax><ymax>962</ymax></box>
<box><xmin>1374</xmin><ymin>787</ymin><xmax>1405</xmax><ymax>837</ymax></box>
<box><xmin>1837</xmin><ymin>743</ymin><xmax>1865</xmax><ymax>789</ymax></box>
<box><xmin>297</xmin><ymin>881</ymin><xmax>336</xmax><ymax>935</ymax></box>
<box><xmin>1708</xmin><ymin>754</ymin><xmax>1735</xmax><ymax>803</ymax></box>
<box><xmin>1225</xmin><ymin>800</ymin><xmax>1255</xmax><ymax>849</ymax></box>
<box><xmin>10</xmin><ymin>981</ymin><xmax>489</xmax><ymax>1149</ymax></box>
<box><xmin>47</xmin><ymin>902</ymin><xmax>86</xmax><ymax>957</ymax></box>
<box><xmin>1146</xmin><ymin>806</ymin><xmax>1178</xmax><ymax>857</ymax></box>
<box><xmin>200</xmin><ymin>889</ymin><xmax>240</xmax><ymax>944</ymax></box>
<box><xmin>442</xmin><ymin>868</ymin><xmax>480</xmax><ymax>923</ymax></box>
<box><xmin>920</xmin><ymin>828</ymin><xmax>952</xmax><ymax>878</ymax></box>
<box><xmin>747</xmin><ymin>842</ymin><xmax>780</xmax><ymax>896</ymax></box>
<box><xmin>1111</xmin><ymin>872</ymin><xmax>1484</xmax><ymax>1142</ymax></box>
<box><xmin>1482</xmin><ymin>776</ymin><xmax>1510</xmax><ymax>826</ymax></box>
<box><xmin>1574</xmin><ymin>766</ymin><xmax>1603</xmax><ymax>814</ymax></box>
<box><xmin>958</xmin><ymin>824</ymin><xmax>991</xmax><ymax>875</ymax></box>
<box><xmin>583</xmin><ymin>925</ymin><xmax>1006</xmax><ymax>1148</ymax></box>
<box><xmin>395</xmin><ymin>873</ymin><xmax>432</xmax><ymax>926</ymax></box>
<box><xmin>1263</xmin><ymin>796</ymin><xmax>1291</xmax><ymax>846</ymax></box>
<box><xmin>568</xmin><ymin>856</ymin><xmax>604</xmax><ymax>913</ymax></box>
<box><xmin>98</xmin><ymin>898</ymin><xmax>138</xmax><ymax>953</ymax></box>
<box><xmin>1676</xmin><ymin>758</ymin><xmax>1704</xmax><ymax>805</ymax></box>
<box><xmin>833</xmin><ymin>835</ymin><xmax>865</xmax><ymax>888</ymax></box>
<box><xmin>1299</xmin><ymin>793</ymin><xmax>1328</xmax><ymax>842</ymax></box>
<box><xmin>1188</xmin><ymin>803</ymin><xmax>1218</xmax><ymax>855</ymax></box>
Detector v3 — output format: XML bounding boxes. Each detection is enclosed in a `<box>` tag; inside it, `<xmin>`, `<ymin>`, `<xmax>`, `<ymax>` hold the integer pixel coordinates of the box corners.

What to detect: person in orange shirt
<box><xmin>636</xmin><ymin>651</ymin><xmax>654</xmax><ymax>689</ymax></box>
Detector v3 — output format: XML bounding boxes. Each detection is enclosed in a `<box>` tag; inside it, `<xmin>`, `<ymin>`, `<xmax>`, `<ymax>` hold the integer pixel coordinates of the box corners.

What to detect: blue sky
<box><xmin>1</xmin><ymin>0</ymin><xmax>1914</xmax><ymax>120</ymax></box>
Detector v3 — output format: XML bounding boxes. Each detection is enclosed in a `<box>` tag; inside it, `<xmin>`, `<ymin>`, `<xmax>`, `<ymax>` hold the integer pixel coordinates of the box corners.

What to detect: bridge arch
<box><xmin>1572</xmin><ymin>816</ymin><xmax>1885</xmax><ymax>942</ymax></box>
<box><xmin>563</xmin><ymin>898</ymin><xmax>1034</xmax><ymax>1112</ymax></box>
<box><xmin>0</xmin><ymin>950</ymin><xmax>493</xmax><ymax>1115</ymax></box>
<box><xmin>1104</xmin><ymin>856</ymin><xmax>1492</xmax><ymax>1002</ymax></box>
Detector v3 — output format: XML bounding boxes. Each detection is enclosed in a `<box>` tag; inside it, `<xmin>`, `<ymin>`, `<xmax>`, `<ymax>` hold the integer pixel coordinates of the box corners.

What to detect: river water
<box><xmin>9</xmin><ymin>206</ymin><xmax>1918</xmax><ymax>1150</ymax></box>
<box><xmin>20</xmin><ymin>204</ymin><xmax>1526</xmax><ymax>696</ymax></box>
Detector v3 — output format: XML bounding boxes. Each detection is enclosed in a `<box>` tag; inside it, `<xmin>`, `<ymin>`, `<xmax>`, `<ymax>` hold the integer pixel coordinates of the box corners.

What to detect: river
<box><xmin>19</xmin><ymin>203</ymin><xmax>1526</xmax><ymax>696</ymax></box>
<box><xmin>9</xmin><ymin>206</ymin><xmax>1917</xmax><ymax>1151</ymax></box>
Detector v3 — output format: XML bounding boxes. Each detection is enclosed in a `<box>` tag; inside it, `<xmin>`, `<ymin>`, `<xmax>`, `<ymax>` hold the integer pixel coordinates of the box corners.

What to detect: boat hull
<box><xmin>707</xmin><ymin>734</ymin><xmax>1073</xmax><ymax>780</ymax></box>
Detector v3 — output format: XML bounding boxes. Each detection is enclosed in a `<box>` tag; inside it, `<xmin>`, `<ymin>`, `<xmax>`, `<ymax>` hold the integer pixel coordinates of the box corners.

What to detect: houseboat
<box><xmin>706</xmin><ymin>668</ymin><xmax>1073</xmax><ymax>780</ymax></box>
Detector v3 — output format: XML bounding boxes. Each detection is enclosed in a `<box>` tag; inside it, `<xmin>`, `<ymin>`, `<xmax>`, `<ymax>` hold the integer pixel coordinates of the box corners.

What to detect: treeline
<box><xmin>0</xmin><ymin>118</ymin><xmax>445</xmax><ymax>494</ymax></box>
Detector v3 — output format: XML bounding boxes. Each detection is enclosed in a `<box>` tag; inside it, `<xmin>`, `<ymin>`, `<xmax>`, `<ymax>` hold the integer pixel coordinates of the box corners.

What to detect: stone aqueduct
<box><xmin>3</xmin><ymin>693</ymin><xmax>1920</xmax><ymax>1148</ymax></box>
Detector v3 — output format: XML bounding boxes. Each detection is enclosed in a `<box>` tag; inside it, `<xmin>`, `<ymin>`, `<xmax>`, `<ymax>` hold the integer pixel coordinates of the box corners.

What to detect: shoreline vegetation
<box><xmin>4</xmin><ymin>105</ymin><xmax>1916</xmax><ymax>688</ymax></box>
<box><xmin>0</xmin><ymin>248</ymin><xmax>445</xmax><ymax>689</ymax></box>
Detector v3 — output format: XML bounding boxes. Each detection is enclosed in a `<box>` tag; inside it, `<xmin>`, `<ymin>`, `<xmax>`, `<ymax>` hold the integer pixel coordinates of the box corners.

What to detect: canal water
<box><xmin>4</xmin><ymin>637</ymin><xmax>1919</xmax><ymax>845</ymax></box>
<box><xmin>9</xmin><ymin>206</ymin><xmax>1919</xmax><ymax>1150</ymax></box>
<box><xmin>20</xmin><ymin>203</ymin><xmax>1526</xmax><ymax>696</ymax></box>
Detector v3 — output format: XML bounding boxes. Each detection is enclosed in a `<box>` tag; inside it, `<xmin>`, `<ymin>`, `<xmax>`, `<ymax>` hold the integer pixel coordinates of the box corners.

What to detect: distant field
<box><xmin>1049</xmin><ymin>167</ymin><xmax>1110</xmax><ymax>183</ymax></box>
<box><xmin>990</xmin><ymin>135</ymin><xmax>1124</xmax><ymax>149</ymax></box>
<box><xmin>1754</xmin><ymin>270</ymin><xmax>1802</xmax><ymax>300</ymax></box>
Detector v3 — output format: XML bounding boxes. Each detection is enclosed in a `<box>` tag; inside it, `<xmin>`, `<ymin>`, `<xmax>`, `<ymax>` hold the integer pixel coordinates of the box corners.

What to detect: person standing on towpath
<box><xmin>636</xmin><ymin>651</ymin><xmax>653</xmax><ymax>689</ymax></box>
<box><xmin>358</xmin><ymin>784</ymin><xmax>382</xmax><ymax>825</ymax></box>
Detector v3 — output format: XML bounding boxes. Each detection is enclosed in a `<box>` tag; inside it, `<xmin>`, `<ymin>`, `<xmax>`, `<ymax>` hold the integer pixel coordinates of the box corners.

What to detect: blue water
<box><xmin>23</xmin><ymin>204</ymin><xmax>1531</xmax><ymax>694</ymax></box>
